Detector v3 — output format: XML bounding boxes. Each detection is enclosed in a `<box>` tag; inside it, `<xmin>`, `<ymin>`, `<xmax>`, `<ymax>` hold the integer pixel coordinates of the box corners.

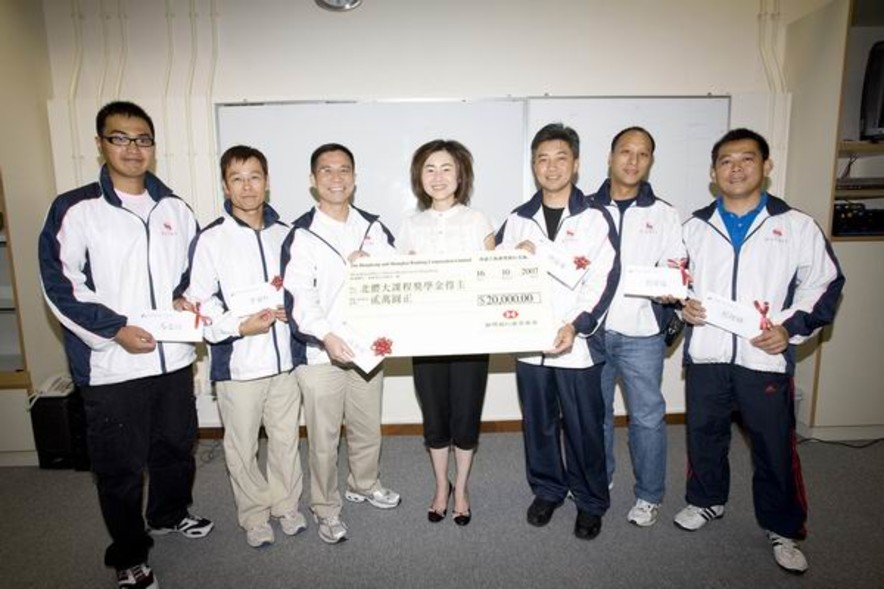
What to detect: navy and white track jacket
<box><xmin>590</xmin><ymin>180</ymin><xmax>685</xmax><ymax>337</ymax></box>
<box><xmin>682</xmin><ymin>195</ymin><xmax>845</xmax><ymax>374</ymax></box>
<box><xmin>39</xmin><ymin>166</ymin><xmax>198</xmax><ymax>386</ymax></box>
<box><xmin>496</xmin><ymin>187</ymin><xmax>620</xmax><ymax>369</ymax></box>
<box><xmin>185</xmin><ymin>201</ymin><xmax>302</xmax><ymax>382</ymax></box>
<box><xmin>282</xmin><ymin>205</ymin><xmax>396</xmax><ymax>365</ymax></box>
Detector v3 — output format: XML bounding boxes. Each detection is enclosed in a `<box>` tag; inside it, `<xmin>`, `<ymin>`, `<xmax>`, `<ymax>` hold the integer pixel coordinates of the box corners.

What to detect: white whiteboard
<box><xmin>528</xmin><ymin>97</ymin><xmax>730</xmax><ymax>218</ymax></box>
<box><xmin>217</xmin><ymin>97</ymin><xmax>729</xmax><ymax>232</ymax></box>
<box><xmin>216</xmin><ymin>100</ymin><xmax>526</xmax><ymax>233</ymax></box>
<box><xmin>210</xmin><ymin>96</ymin><xmax>731</xmax><ymax>427</ymax></box>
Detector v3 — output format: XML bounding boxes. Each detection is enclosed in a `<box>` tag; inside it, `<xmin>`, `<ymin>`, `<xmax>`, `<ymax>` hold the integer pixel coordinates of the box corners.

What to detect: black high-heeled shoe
<box><xmin>453</xmin><ymin>487</ymin><xmax>471</xmax><ymax>526</ymax></box>
<box><xmin>427</xmin><ymin>482</ymin><xmax>452</xmax><ymax>523</ymax></box>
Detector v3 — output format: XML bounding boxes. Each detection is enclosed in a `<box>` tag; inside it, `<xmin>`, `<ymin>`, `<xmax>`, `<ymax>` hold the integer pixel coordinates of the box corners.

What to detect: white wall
<box><xmin>15</xmin><ymin>0</ymin><xmax>842</xmax><ymax>426</ymax></box>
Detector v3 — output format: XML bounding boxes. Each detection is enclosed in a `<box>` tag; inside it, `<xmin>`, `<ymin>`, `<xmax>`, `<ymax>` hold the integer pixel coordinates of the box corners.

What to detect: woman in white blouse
<box><xmin>398</xmin><ymin>140</ymin><xmax>495</xmax><ymax>526</ymax></box>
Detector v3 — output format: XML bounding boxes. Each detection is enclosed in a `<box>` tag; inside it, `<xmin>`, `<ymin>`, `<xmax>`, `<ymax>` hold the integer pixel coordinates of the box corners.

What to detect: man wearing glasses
<box><xmin>39</xmin><ymin>101</ymin><xmax>212</xmax><ymax>589</ymax></box>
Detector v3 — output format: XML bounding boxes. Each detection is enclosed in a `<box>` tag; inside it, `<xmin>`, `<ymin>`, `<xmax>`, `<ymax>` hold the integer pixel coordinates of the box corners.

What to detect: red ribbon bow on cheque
<box><xmin>753</xmin><ymin>300</ymin><xmax>772</xmax><ymax>331</ymax></box>
<box><xmin>573</xmin><ymin>256</ymin><xmax>590</xmax><ymax>270</ymax></box>
<box><xmin>371</xmin><ymin>337</ymin><xmax>393</xmax><ymax>357</ymax></box>
<box><xmin>193</xmin><ymin>302</ymin><xmax>213</xmax><ymax>328</ymax></box>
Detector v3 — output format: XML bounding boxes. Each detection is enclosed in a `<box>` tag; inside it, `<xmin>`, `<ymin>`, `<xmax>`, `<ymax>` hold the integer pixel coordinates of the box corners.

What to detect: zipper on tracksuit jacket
<box><xmin>252</xmin><ymin>227</ymin><xmax>283</xmax><ymax>374</ymax></box>
<box><xmin>121</xmin><ymin>203</ymin><xmax>168</xmax><ymax>373</ymax></box>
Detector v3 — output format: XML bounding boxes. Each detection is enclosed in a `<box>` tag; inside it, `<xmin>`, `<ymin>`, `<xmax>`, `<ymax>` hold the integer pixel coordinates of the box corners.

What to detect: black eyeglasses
<box><xmin>101</xmin><ymin>135</ymin><xmax>156</xmax><ymax>148</ymax></box>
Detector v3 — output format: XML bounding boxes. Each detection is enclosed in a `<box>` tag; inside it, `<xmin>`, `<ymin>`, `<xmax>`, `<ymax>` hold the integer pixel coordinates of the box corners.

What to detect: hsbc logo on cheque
<box><xmin>503</xmin><ymin>309</ymin><xmax>519</xmax><ymax>319</ymax></box>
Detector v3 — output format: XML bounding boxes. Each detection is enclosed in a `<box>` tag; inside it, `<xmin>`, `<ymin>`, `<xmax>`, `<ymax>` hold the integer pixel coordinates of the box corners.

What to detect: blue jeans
<box><xmin>600</xmin><ymin>330</ymin><xmax>667</xmax><ymax>504</ymax></box>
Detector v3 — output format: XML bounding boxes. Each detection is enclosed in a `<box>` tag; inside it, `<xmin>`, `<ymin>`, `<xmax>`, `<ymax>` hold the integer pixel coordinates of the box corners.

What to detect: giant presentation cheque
<box><xmin>332</xmin><ymin>251</ymin><xmax>558</xmax><ymax>371</ymax></box>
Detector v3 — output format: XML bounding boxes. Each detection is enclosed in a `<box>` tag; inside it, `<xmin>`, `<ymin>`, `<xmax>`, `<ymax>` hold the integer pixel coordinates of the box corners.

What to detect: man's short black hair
<box><xmin>310</xmin><ymin>143</ymin><xmax>355</xmax><ymax>173</ymax></box>
<box><xmin>610</xmin><ymin>126</ymin><xmax>656</xmax><ymax>154</ymax></box>
<box><xmin>530</xmin><ymin>123</ymin><xmax>580</xmax><ymax>159</ymax></box>
<box><xmin>96</xmin><ymin>101</ymin><xmax>155</xmax><ymax>137</ymax></box>
<box><xmin>220</xmin><ymin>145</ymin><xmax>268</xmax><ymax>180</ymax></box>
<box><xmin>711</xmin><ymin>128</ymin><xmax>770</xmax><ymax>164</ymax></box>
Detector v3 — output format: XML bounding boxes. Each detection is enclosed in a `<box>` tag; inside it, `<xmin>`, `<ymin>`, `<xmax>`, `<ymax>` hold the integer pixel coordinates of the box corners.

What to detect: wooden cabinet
<box><xmin>785</xmin><ymin>0</ymin><xmax>884</xmax><ymax>440</ymax></box>
<box><xmin>0</xmin><ymin>173</ymin><xmax>28</xmax><ymax>385</ymax></box>
<box><xmin>0</xmin><ymin>171</ymin><xmax>36</xmax><ymax>465</ymax></box>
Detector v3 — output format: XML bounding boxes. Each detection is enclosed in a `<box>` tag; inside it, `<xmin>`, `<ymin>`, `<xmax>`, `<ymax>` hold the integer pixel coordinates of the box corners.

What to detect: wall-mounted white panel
<box><xmin>216</xmin><ymin>100</ymin><xmax>526</xmax><ymax>232</ymax></box>
<box><xmin>529</xmin><ymin>97</ymin><xmax>731</xmax><ymax>218</ymax></box>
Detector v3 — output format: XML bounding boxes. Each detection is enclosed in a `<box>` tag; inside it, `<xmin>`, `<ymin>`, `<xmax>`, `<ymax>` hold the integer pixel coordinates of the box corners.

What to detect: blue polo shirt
<box><xmin>717</xmin><ymin>192</ymin><xmax>768</xmax><ymax>252</ymax></box>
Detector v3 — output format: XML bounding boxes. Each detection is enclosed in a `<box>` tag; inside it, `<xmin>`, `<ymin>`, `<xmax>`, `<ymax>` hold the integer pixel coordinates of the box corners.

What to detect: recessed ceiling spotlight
<box><xmin>315</xmin><ymin>0</ymin><xmax>363</xmax><ymax>12</ymax></box>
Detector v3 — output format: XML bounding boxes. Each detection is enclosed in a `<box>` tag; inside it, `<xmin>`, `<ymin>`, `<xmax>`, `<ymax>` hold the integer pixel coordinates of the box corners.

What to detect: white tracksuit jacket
<box><xmin>496</xmin><ymin>187</ymin><xmax>620</xmax><ymax>369</ymax></box>
<box><xmin>590</xmin><ymin>179</ymin><xmax>686</xmax><ymax>337</ymax></box>
<box><xmin>38</xmin><ymin>166</ymin><xmax>198</xmax><ymax>386</ymax></box>
<box><xmin>185</xmin><ymin>201</ymin><xmax>298</xmax><ymax>382</ymax></box>
<box><xmin>682</xmin><ymin>195</ymin><xmax>845</xmax><ymax>374</ymax></box>
<box><xmin>282</xmin><ymin>205</ymin><xmax>396</xmax><ymax>366</ymax></box>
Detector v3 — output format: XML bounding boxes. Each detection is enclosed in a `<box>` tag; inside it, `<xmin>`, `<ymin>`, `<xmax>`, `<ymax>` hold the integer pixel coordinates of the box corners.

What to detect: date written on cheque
<box><xmin>477</xmin><ymin>292</ymin><xmax>542</xmax><ymax>306</ymax></box>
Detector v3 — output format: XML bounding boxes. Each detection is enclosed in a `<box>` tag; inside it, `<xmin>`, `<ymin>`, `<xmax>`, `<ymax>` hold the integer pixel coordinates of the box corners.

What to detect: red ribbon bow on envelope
<box><xmin>753</xmin><ymin>300</ymin><xmax>772</xmax><ymax>331</ymax></box>
<box><xmin>192</xmin><ymin>302</ymin><xmax>213</xmax><ymax>328</ymax></box>
<box><xmin>668</xmin><ymin>258</ymin><xmax>691</xmax><ymax>286</ymax></box>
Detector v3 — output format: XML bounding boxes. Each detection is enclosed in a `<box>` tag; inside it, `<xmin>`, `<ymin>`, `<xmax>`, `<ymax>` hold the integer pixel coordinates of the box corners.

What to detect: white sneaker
<box><xmin>768</xmin><ymin>531</ymin><xmax>808</xmax><ymax>574</ymax></box>
<box><xmin>627</xmin><ymin>499</ymin><xmax>660</xmax><ymax>527</ymax></box>
<box><xmin>674</xmin><ymin>504</ymin><xmax>724</xmax><ymax>531</ymax></box>
<box><xmin>245</xmin><ymin>522</ymin><xmax>275</xmax><ymax>548</ymax></box>
<box><xmin>277</xmin><ymin>509</ymin><xmax>307</xmax><ymax>536</ymax></box>
<box><xmin>312</xmin><ymin>511</ymin><xmax>348</xmax><ymax>544</ymax></box>
<box><xmin>345</xmin><ymin>486</ymin><xmax>401</xmax><ymax>509</ymax></box>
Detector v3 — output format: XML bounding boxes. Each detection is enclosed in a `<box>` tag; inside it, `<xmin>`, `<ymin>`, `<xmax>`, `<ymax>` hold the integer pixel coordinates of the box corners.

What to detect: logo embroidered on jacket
<box><xmin>764</xmin><ymin>384</ymin><xmax>778</xmax><ymax>395</ymax></box>
<box><xmin>765</xmin><ymin>227</ymin><xmax>786</xmax><ymax>243</ymax></box>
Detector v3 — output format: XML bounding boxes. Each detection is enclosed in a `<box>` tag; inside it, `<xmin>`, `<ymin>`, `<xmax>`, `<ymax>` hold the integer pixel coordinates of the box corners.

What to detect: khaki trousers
<box><xmin>216</xmin><ymin>371</ymin><xmax>303</xmax><ymax>530</ymax></box>
<box><xmin>295</xmin><ymin>364</ymin><xmax>383</xmax><ymax>518</ymax></box>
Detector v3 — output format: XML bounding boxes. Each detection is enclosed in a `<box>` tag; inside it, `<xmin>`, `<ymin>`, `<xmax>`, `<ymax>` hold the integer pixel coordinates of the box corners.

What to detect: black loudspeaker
<box><xmin>30</xmin><ymin>390</ymin><xmax>90</xmax><ymax>471</ymax></box>
<box><xmin>860</xmin><ymin>41</ymin><xmax>884</xmax><ymax>141</ymax></box>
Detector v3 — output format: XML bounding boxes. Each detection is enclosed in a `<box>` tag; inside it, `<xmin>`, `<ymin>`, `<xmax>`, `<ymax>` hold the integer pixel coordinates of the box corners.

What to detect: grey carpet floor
<box><xmin>1</xmin><ymin>425</ymin><xmax>882</xmax><ymax>588</ymax></box>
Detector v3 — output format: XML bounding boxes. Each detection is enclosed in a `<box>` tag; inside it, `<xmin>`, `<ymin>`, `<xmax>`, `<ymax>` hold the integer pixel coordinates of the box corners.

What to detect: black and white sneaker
<box><xmin>150</xmin><ymin>513</ymin><xmax>214</xmax><ymax>538</ymax></box>
<box><xmin>117</xmin><ymin>563</ymin><xmax>158</xmax><ymax>589</ymax></box>
<box><xmin>768</xmin><ymin>531</ymin><xmax>809</xmax><ymax>574</ymax></box>
<box><xmin>673</xmin><ymin>504</ymin><xmax>724</xmax><ymax>531</ymax></box>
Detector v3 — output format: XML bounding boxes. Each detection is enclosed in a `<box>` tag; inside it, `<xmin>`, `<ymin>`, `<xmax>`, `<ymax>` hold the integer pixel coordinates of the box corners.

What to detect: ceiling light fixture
<box><xmin>315</xmin><ymin>0</ymin><xmax>363</xmax><ymax>12</ymax></box>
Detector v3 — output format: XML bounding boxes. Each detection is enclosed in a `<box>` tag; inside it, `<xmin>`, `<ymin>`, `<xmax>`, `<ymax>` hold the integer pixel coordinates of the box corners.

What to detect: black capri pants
<box><xmin>412</xmin><ymin>354</ymin><xmax>489</xmax><ymax>450</ymax></box>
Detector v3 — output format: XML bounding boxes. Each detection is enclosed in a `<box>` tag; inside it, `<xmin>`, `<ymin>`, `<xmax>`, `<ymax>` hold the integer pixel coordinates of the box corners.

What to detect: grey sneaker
<box><xmin>674</xmin><ymin>504</ymin><xmax>724</xmax><ymax>531</ymax></box>
<box><xmin>245</xmin><ymin>521</ymin><xmax>275</xmax><ymax>548</ymax></box>
<box><xmin>768</xmin><ymin>531</ymin><xmax>808</xmax><ymax>574</ymax></box>
<box><xmin>345</xmin><ymin>486</ymin><xmax>401</xmax><ymax>509</ymax></box>
<box><xmin>277</xmin><ymin>509</ymin><xmax>307</xmax><ymax>536</ymax></box>
<box><xmin>627</xmin><ymin>499</ymin><xmax>660</xmax><ymax>527</ymax></box>
<box><xmin>312</xmin><ymin>512</ymin><xmax>348</xmax><ymax>544</ymax></box>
